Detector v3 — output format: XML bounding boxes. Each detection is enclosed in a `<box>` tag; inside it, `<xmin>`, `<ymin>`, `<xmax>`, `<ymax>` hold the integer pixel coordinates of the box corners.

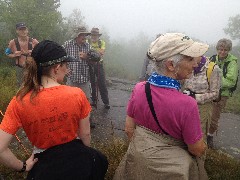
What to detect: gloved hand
<box><xmin>183</xmin><ymin>89</ymin><xmax>196</xmax><ymax>99</ymax></box>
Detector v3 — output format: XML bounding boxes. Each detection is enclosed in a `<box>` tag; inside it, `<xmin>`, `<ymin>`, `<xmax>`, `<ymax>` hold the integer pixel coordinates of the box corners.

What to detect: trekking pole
<box><xmin>0</xmin><ymin>110</ymin><xmax>30</xmax><ymax>156</ymax></box>
<box><xmin>95</xmin><ymin>61</ymin><xmax>100</xmax><ymax>109</ymax></box>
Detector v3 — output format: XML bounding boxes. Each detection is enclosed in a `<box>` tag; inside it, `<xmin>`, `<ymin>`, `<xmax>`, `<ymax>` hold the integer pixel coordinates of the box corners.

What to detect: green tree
<box><xmin>224</xmin><ymin>14</ymin><xmax>240</xmax><ymax>41</ymax></box>
<box><xmin>62</xmin><ymin>8</ymin><xmax>87</xmax><ymax>43</ymax></box>
<box><xmin>0</xmin><ymin>0</ymin><xmax>63</xmax><ymax>41</ymax></box>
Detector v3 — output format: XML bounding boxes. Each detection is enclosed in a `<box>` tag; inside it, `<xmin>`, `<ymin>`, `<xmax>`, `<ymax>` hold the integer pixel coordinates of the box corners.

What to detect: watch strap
<box><xmin>18</xmin><ymin>161</ymin><xmax>27</xmax><ymax>172</ymax></box>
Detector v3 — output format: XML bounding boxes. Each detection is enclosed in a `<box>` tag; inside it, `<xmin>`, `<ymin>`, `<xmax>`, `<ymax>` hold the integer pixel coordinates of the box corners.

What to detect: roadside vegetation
<box><xmin>0</xmin><ymin>135</ymin><xmax>240</xmax><ymax>180</ymax></box>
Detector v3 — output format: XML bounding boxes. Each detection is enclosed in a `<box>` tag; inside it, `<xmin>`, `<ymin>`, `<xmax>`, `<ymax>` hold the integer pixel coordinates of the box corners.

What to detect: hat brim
<box><xmin>180</xmin><ymin>42</ymin><xmax>209</xmax><ymax>57</ymax></box>
<box><xmin>38</xmin><ymin>55</ymin><xmax>78</xmax><ymax>67</ymax></box>
<box><xmin>79</xmin><ymin>32</ymin><xmax>91</xmax><ymax>35</ymax></box>
<box><xmin>91</xmin><ymin>33</ymin><xmax>102</xmax><ymax>36</ymax></box>
<box><xmin>72</xmin><ymin>32</ymin><xmax>91</xmax><ymax>39</ymax></box>
<box><xmin>16</xmin><ymin>26</ymin><xmax>27</xmax><ymax>29</ymax></box>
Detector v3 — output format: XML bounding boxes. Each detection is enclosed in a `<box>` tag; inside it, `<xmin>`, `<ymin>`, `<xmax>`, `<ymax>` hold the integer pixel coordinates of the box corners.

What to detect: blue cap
<box><xmin>16</xmin><ymin>22</ymin><xmax>27</xmax><ymax>29</ymax></box>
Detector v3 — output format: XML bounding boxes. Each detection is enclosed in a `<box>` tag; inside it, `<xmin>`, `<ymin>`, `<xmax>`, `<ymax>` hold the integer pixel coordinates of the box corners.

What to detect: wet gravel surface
<box><xmin>90</xmin><ymin>78</ymin><xmax>134</xmax><ymax>142</ymax></box>
<box><xmin>213</xmin><ymin>113</ymin><xmax>240</xmax><ymax>159</ymax></box>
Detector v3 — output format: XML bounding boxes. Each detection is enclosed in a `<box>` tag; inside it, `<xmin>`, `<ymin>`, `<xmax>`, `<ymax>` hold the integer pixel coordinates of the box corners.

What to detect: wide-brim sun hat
<box><xmin>91</xmin><ymin>27</ymin><xmax>102</xmax><ymax>36</ymax></box>
<box><xmin>71</xmin><ymin>26</ymin><xmax>91</xmax><ymax>39</ymax></box>
<box><xmin>147</xmin><ymin>33</ymin><xmax>209</xmax><ymax>61</ymax></box>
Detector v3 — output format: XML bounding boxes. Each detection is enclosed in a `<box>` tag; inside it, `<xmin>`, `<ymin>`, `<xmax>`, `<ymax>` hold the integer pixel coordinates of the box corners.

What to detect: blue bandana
<box><xmin>148</xmin><ymin>72</ymin><xmax>181</xmax><ymax>91</ymax></box>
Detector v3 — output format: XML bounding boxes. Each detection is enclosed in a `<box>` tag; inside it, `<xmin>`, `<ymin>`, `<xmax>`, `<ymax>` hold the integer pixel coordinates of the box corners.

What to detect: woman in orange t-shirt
<box><xmin>0</xmin><ymin>40</ymin><xmax>108</xmax><ymax>179</ymax></box>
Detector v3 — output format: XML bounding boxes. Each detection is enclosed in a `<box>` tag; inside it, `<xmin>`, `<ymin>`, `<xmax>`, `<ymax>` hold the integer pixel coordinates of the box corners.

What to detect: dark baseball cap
<box><xmin>16</xmin><ymin>22</ymin><xmax>27</xmax><ymax>29</ymax></box>
<box><xmin>31</xmin><ymin>40</ymin><xmax>78</xmax><ymax>67</ymax></box>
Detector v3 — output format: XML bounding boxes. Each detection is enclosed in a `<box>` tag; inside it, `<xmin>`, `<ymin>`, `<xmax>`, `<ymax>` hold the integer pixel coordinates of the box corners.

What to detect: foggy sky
<box><xmin>59</xmin><ymin>0</ymin><xmax>240</xmax><ymax>44</ymax></box>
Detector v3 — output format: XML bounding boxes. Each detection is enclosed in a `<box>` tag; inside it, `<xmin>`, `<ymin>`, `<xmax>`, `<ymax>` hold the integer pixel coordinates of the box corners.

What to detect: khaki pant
<box><xmin>198</xmin><ymin>102</ymin><xmax>213</xmax><ymax>142</ymax></box>
<box><xmin>114</xmin><ymin>126</ymin><xmax>208</xmax><ymax>180</ymax></box>
<box><xmin>209</xmin><ymin>96</ymin><xmax>228</xmax><ymax>134</ymax></box>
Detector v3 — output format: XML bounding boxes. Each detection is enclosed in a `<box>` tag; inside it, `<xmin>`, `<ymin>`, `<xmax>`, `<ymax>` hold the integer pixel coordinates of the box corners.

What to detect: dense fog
<box><xmin>59</xmin><ymin>0</ymin><xmax>240</xmax><ymax>44</ymax></box>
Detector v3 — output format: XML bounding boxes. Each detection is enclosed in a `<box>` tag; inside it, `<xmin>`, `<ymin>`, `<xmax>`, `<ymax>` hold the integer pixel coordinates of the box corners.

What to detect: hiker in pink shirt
<box><xmin>114</xmin><ymin>33</ymin><xmax>209</xmax><ymax>180</ymax></box>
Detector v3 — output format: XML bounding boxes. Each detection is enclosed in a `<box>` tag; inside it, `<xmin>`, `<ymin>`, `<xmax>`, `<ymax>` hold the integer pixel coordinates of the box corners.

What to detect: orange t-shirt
<box><xmin>0</xmin><ymin>85</ymin><xmax>91</xmax><ymax>149</ymax></box>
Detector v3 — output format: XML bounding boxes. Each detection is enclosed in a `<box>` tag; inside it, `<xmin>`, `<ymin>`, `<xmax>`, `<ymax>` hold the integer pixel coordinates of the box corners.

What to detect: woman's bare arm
<box><xmin>125</xmin><ymin>116</ymin><xmax>136</xmax><ymax>140</ymax></box>
<box><xmin>187</xmin><ymin>137</ymin><xmax>207</xmax><ymax>157</ymax></box>
<box><xmin>78</xmin><ymin>114</ymin><xmax>91</xmax><ymax>146</ymax></box>
<box><xmin>0</xmin><ymin>130</ymin><xmax>38</xmax><ymax>171</ymax></box>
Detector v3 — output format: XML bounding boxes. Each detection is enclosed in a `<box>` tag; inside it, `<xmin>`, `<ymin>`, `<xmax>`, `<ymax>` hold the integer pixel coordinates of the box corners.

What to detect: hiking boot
<box><xmin>207</xmin><ymin>135</ymin><xmax>214</xmax><ymax>149</ymax></box>
<box><xmin>90</xmin><ymin>123</ymin><xmax>95</xmax><ymax>129</ymax></box>
<box><xmin>90</xmin><ymin>101</ymin><xmax>97</xmax><ymax>108</ymax></box>
<box><xmin>104</xmin><ymin>104</ymin><xmax>110</xmax><ymax>109</ymax></box>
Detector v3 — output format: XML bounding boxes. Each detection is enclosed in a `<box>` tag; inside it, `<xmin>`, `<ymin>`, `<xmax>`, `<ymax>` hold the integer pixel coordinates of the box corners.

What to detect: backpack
<box><xmin>14</xmin><ymin>37</ymin><xmax>33</xmax><ymax>52</ymax></box>
<box><xmin>210</xmin><ymin>55</ymin><xmax>239</xmax><ymax>96</ymax></box>
<box><xmin>206</xmin><ymin>60</ymin><xmax>222</xmax><ymax>101</ymax></box>
<box><xmin>206</xmin><ymin>61</ymin><xmax>216</xmax><ymax>83</ymax></box>
<box><xmin>14</xmin><ymin>37</ymin><xmax>33</xmax><ymax>66</ymax></box>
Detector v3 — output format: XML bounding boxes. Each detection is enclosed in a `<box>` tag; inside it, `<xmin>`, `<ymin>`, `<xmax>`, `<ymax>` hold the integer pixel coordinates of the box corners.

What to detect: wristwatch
<box><xmin>18</xmin><ymin>161</ymin><xmax>27</xmax><ymax>172</ymax></box>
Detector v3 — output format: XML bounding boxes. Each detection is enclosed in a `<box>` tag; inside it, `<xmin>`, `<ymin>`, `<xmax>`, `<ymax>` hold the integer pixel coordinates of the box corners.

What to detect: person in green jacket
<box><xmin>207</xmin><ymin>38</ymin><xmax>238</xmax><ymax>148</ymax></box>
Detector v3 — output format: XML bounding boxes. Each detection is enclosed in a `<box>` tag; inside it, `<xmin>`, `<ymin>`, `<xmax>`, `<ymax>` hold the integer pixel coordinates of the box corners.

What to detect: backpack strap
<box><xmin>222</xmin><ymin>61</ymin><xmax>231</xmax><ymax>78</ymax></box>
<box><xmin>98</xmin><ymin>39</ymin><xmax>102</xmax><ymax>48</ymax></box>
<box><xmin>87</xmin><ymin>38</ymin><xmax>91</xmax><ymax>45</ymax></box>
<box><xmin>14</xmin><ymin>38</ymin><xmax>21</xmax><ymax>65</ymax></box>
<box><xmin>14</xmin><ymin>37</ymin><xmax>33</xmax><ymax>51</ymax></box>
<box><xmin>14</xmin><ymin>38</ymin><xmax>21</xmax><ymax>51</ymax></box>
<box><xmin>207</xmin><ymin>62</ymin><xmax>216</xmax><ymax>83</ymax></box>
<box><xmin>14</xmin><ymin>37</ymin><xmax>33</xmax><ymax>67</ymax></box>
<box><xmin>145</xmin><ymin>82</ymin><xmax>169</xmax><ymax>135</ymax></box>
<box><xmin>210</xmin><ymin>55</ymin><xmax>217</xmax><ymax>63</ymax></box>
<box><xmin>28</xmin><ymin>37</ymin><xmax>33</xmax><ymax>50</ymax></box>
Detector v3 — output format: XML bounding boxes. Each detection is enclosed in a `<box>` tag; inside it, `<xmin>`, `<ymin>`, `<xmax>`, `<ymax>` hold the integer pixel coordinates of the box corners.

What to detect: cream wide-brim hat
<box><xmin>148</xmin><ymin>33</ymin><xmax>209</xmax><ymax>61</ymax></box>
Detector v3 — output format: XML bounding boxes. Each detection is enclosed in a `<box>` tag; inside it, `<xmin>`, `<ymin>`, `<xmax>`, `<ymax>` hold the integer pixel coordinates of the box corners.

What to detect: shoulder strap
<box><xmin>223</xmin><ymin>61</ymin><xmax>231</xmax><ymax>78</ymax></box>
<box><xmin>14</xmin><ymin>38</ymin><xmax>21</xmax><ymax>51</ymax></box>
<box><xmin>28</xmin><ymin>37</ymin><xmax>33</xmax><ymax>50</ymax></box>
<box><xmin>98</xmin><ymin>39</ymin><xmax>102</xmax><ymax>48</ymax></box>
<box><xmin>14</xmin><ymin>37</ymin><xmax>33</xmax><ymax>51</ymax></box>
<box><xmin>145</xmin><ymin>82</ymin><xmax>169</xmax><ymax>135</ymax></box>
<box><xmin>207</xmin><ymin>62</ymin><xmax>216</xmax><ymax>83</ymax></box>
<box><xmin>210</xmin><ymin>55</ymin><xmax>217</xmax><ymax>62</ymax></box>
<box><xmin>87</xmin><ymin>38</ymin><xmax>91</xmax><ymax>44</ymax></box>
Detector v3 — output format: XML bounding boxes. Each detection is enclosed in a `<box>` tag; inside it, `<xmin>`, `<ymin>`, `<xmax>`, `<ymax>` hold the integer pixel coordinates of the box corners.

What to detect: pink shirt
<box><xmin>127</xmin><ymin>81</ymin><xmax>203</xmax><ymax>145</ymax></box>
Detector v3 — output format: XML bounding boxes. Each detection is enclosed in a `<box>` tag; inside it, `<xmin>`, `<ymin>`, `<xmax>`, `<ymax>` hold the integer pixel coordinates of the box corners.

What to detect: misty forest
<box><xmin>0</xmin><ymin>0</ymin><xmax>240</xmax><ymax>80</ymax></box>
<box><xmin>0</xmin><ymin>0</ymin><xmax>240</xmax><ymax>179</ymax></box>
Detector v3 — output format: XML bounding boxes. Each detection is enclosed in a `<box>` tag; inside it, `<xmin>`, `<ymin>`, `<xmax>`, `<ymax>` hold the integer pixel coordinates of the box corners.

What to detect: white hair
<box><xmin>153</xmin><ymin>54</ymin><xmax>184</xmax><ymax>74</ymax></box>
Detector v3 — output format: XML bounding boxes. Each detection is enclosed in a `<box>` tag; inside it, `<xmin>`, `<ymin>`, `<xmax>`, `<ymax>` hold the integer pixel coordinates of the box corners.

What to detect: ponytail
<box><xmin>16</xmin><ymin>57</ymin><xmax>41</xmax><ymax>101</ymax></box>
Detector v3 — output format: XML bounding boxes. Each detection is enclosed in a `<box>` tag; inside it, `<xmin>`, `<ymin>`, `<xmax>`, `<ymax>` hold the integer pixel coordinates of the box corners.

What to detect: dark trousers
<box><xmin>27</xmin><ymin>139</ymin><xmax>108</xmax><ymax>180</ymax></box>
<box><xmin>89</xmin><ymin>62</ymin><xmax>109</xmax><ymax>105</ymax></box>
